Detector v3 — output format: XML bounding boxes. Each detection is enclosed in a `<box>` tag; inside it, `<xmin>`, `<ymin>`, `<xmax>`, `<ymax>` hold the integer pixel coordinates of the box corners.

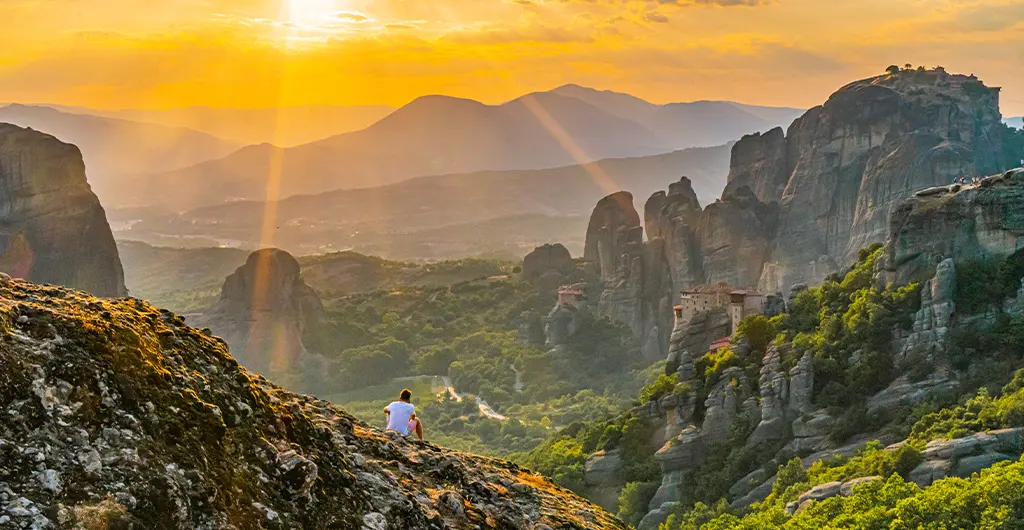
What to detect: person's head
<box><xmin>400</xmin><ymin>388</ymin><xmax>412</xmax><ymax>402</ymax></box>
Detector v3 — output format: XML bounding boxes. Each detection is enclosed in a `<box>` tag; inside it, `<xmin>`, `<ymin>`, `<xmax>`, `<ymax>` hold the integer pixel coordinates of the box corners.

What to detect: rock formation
<box><xmin>0</xmin><ymin>275</ymin><xmax>624</xmax><ymax>529</ymax></box>
<box><xmin>720</xmin><ymin>69</ymin><xmax>1008</xmax><ymax>292</ymax></box>
<box><xmin>523</xmin><ymin>243</ymin><xmax>572</xmax><ymax>283</ymax></box>
<box><xmin>883</xmin><ymin>168</ymin><xmax>1024</xmax><ymax>285</ymax></box>
<box><xmin>584</xmin><ymin>191</ymin><xmax>673</xmax><ymax>360</ymax></box>
<box><xmin>197</xmin><ymin>248</ymin><xmax>326</xmax><ymax>375</ymax></box>
<box><xmin>0</xmin><ymin>123</ymin><xmax>126</xmax><ymax>297</ymax></box>
<box><xmin>645</xmin><ymin>178</ymin><xmax>779</xmax><ymax>294</ymax></box>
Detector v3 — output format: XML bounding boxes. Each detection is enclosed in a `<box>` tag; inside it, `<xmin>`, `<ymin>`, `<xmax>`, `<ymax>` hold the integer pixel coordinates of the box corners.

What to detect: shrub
<box><xmin>618</xmin><ymin>481</ymin><xmax>659</xmax><ymax>526</ymax></box>
<box><xmin>772</xmin><ymin>457</ymin><xmax>808</xmax><ymax>496</ymax></box>
<box><xmin>639</xmin><ymin>373</ymin><xmax>679</xmax><ymax>404</ymax></box>
<box><xmin>736</xmin><ymin>315</ymin><xmax>776</xmax><ymax>353</ymax></box>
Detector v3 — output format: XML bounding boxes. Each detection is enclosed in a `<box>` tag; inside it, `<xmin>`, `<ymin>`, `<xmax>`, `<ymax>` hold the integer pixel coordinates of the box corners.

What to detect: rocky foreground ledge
<box><xmin>0</xmin><ymin>276</ymin><xmax>625</xmax><ymax>529</ymax></box>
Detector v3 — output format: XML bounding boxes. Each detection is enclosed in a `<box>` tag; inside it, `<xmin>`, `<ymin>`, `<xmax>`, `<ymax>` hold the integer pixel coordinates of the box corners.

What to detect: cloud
<box><xmin>644</xmin><ymin>11</ymin><xmax>669</xmax><ymax>22</ymax></box>
<box><xmin>332</xmin><ymin>12</ymin><xmax>372</xmax><ymax>23</ymax></box>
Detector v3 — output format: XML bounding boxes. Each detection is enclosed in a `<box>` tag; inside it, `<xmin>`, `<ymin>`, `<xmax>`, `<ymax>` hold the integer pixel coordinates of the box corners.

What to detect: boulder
<box><xmin>909</xmin><ymin>459</ymin><xmax>950</xmax><ymax>488</ymax></box>
<box><xmin>791</xmin><ymin>410</ymin><xmax>835</xmax><ymax>439</ymax></box>
<box><xmin>729</xmin><ymin>474</ymin><xmax>776</xmax><ymax>509</ymax></box>
<box><xmin>867</xmin><ymin>372</ymin><xmax>958</xmax><ymax>416</ymax></box>
<box><xmin>544</xmin><ymin>302</ymin><xmax>582</xmax><ymax>348</ymax></box>
<box><xmin>584</xmin><ymin>450</ymin><xmax>624</xmax><ymax>487</ymax></box>
<box><xmin>839</xmin><ymin>476</ymin><xmax>882</xmax><ymax>496</ymax></box>
<box><xmin>796</xmin><ymin>481</ymin><xmax>842</xmax><ymax>505</ymax></box>
<box><xmin>637</xmin><ymin>502</ymin><xmax>678</xmax><ymax>530</ymax></box>
<box><xmin>953</xmin><ymin>453</ymin><xmax>1013</xmax><ymax>478</ymax></box>
<box><xmin>0</xmin><ymin>124</ymin><xmax>126</xmax><ymax>297</ymax></box>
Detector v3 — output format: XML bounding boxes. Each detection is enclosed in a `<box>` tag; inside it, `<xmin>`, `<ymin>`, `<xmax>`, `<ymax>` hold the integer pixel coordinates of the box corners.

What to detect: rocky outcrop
<box><xmin>883</xmin><ymin>168</ymin><xmax>1024</xmax><ymax>285</ymax></box>
<box><xmin>721</xmin><ymin>69</ymin><xmax>1009</xmax><ymax>292</ymax></box>
<box><xmin>0</xmin><ymin>123</ymin><xmax>126</xmax><ymax>297</ymax></box>
<box><xmin>545</xmin><ymin>301</ymin><xmax>583</xmax><ymax>348</ymax></box>
<box><xmin>584</xmin><ymin>450</ymin><xmax>625</xmax><ymax>512</ymax></box>
<box><xmin>666</xmin><ymin>308</ymin><xmax>731</xmax><ymax>376</ymax></box>
<box><xmin>784</xmin><ymin>476</ymin><xmax>882</xmax><ymax>515</ymax></box>
<box><xmin>524</xmin><ymin>243</ymin><xmax>572</xmax><ymax>283</ymax></box>
<box><xmin>645</xmin><ymin>178</ymin><xmax>779</xmax><ymax>294</ymax></box>
<box><xmin>896</xmin><ymin>258</ymin><xmax>956</xmax><ymax>363</ymax></box>
<box><xmin>197</xmin><ymin>248</ymin><xmax>326</xmax><ymax>375</ymax></box>
<box><xmin>585</xmin><ymin>192</ymin><xmax>673</xmax><ymax>360</ymax></box>
<box><xmin>0</xmin><ymin>275</ymin><xmax>624</xmax><ymax>529</ymax></box>
<box><xmin>905</xmin><ymin>428</ymin><xmax>1024</xmax><ymax>488</ymax></box>
<box><xmin>723</xmin><ymin>127</ymin><xmax>789</xmax><ymax>203</ymax></box>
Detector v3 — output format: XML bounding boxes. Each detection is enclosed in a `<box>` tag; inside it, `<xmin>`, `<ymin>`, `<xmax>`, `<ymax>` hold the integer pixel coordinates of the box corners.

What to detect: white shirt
<box><xmin>385</xmin><ymin>401</ymin><xmax>415</xmax><ymax>435</ymax></box>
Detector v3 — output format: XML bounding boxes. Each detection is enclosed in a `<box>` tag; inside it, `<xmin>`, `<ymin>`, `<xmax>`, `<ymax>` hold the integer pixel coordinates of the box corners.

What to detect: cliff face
<box><xmin>197</xmin><ymin>248</ymin><xmax>326</xmax><ymax>375</ymax></box>
<box><xmin>645</xmin><ymin>178</ymin><xmax>779</xmax><ymax>294</ymax></box>
<box><xmin>585</xmin><ymin>192</ymin><xmax>673</xmax><ymax>361</ymax></box>
<box><xmin>883</xmin><ymin>168</ymin><xmax>1024</xmax><ymax>285</ymax></box>
<box><xmin>0</xmin><ymin>276</ymin><xmax>624</xmax><ymax>529</ymax></box>
<box><xmin>722</xmin><ymin>69</ymin><xmax>1007</xmax><ymax>292</ymax></box>
<box><xmin>0</xmin><ymin>124</ymin><xmax>126</xmax><ymax>297</ymax></box>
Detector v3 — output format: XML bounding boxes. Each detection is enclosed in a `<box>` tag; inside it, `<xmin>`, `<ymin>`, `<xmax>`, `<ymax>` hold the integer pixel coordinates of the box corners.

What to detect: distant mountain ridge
<box><xmin>1008</xmin><ymin>116</ymin><xmax>1023</xmax><ymax>129</ymax></box>
<box><xmin>117</xmin><ymin>144</ymin><xmax>732</xmax><ymax>259</ymax></box>
<box><xmin>0</xmin><ymin>104</ymin><xmax>239</xmax><ymax>195</ymax></box>
<box><xmin>108</xmin><ymin>87</ymin><xmax>799</xmax><ymax>210</ymax></box>
<box><xmin>42</xmin><ymin>103</ymin><xmax>395</xmax><ymax>146</ymax></box>
<box><xmin>549</xmin><ymin>84</ymin><xmax>805</xmax><ymax>148</ymax></box>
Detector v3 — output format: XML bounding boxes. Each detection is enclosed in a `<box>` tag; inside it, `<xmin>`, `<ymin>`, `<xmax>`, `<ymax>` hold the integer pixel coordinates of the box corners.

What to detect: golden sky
<box><xmin>1</xmin><ymin>0</ymin><xmax>1023</xmax><ymax>115</ymax></box>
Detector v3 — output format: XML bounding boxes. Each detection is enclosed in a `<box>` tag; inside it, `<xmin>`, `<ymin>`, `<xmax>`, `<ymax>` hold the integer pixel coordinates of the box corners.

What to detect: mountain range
<box><xmin>116</xmin><ymin>144</ymin><xmax>731</xmax><ymax>259</ymax></box>
<box><xmin>43</xmin><ymin>103</ymin><xmax>395</xmax><ymax>146</ymax></box>
<box><xmin>0</xmin><ymin>104</ymin><xmax>239</xmax><ymax>192</ymax></box>
<box><xmin>6</xmin><ymin>85</ymin><xmax>799</xmax><ymax>212</ymax></box>
<box><xmin>1008</xmin><ymin>116</ymin><xmax>1023</xmax><ymax>129</ymax></box>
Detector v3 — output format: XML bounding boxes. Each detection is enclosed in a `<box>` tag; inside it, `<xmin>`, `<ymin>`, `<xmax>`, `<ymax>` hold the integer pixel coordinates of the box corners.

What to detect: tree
<box><xmin>617</xmin><ymin>481</ymin><xmax>659</xmax><ymax>526</ymax></box>
<box><xmin>886</xmin><ymin>65</ymin><xmax>900</xmax><ymax>75</ymax></box>
<box><xmin>736</xmin><ymin>315</ymin><xmax>776</xmax><ymax>353</ymax></box>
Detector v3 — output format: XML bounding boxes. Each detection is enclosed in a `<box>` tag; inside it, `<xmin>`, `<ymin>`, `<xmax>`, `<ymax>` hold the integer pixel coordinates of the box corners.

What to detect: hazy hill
<box><xmin>117</xmin><ymin>145</ymin><xmax>731</xmax><ymax>258</ymax></box>
<box><xmin>117</xmin><ymin>240</ymin><xmax>512</xmax><ymax>311</ymax></box>
<box><xmin>1008</xmin><ymin>116</ymin><xmax>1023</xmax><ymax>129</ymax></box>
<box><xmin>550</xmin><ymin>84</ymin><xmax>805</xmax><ymax>148</ymax></box>
<box><xmin>0</xmin><ymin>104</ymin><xmax>238</xmax><ymax>195</ymax></box>
<box><xmin>47</xmin><ymin>104</ymin><xmax>394</xmax><ymax>146</ymax></box>
<box><xmin>119</xmin><ymin>92</ymin><xmax>676</xmax><ymax>209</ymax></box>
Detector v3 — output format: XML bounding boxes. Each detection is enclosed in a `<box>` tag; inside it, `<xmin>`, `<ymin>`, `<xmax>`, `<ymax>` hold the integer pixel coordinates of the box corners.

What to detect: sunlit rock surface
<box><xmin>0</xmin><ymin>123</ymin><xmax>126</xmax><ymax>297</ymax></box>
<box><xmin>0</xmin><ymin>275</ymin><xmax>626</xmax><ymax>529</ymax></box>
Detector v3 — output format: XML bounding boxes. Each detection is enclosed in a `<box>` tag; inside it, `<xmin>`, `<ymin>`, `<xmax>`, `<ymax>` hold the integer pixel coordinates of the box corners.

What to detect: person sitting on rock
<box><xmin>384</xmin><ymin>388</ymin><xmax>423</xmax><ymax>440</ymax></box>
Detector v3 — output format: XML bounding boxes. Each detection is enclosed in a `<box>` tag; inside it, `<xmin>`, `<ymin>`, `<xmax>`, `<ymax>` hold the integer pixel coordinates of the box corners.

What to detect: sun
<box><xmin>286</xmin><ymin>0</ymin><xmax>341</xmax><ymax>27</ymax></box>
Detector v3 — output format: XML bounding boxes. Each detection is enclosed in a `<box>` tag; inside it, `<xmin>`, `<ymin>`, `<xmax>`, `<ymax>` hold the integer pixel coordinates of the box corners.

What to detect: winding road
<box><xmin>440</xmin><ymin>376</ymin><xmax>507</xmax><ymax>421</ymax></box>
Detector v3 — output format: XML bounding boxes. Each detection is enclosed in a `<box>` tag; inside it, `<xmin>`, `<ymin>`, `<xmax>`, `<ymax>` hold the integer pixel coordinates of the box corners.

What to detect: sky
<box><xmin>0</xmin><ymin>0</ymin><xmax>1022</xmax><ymax>115</ymax></box>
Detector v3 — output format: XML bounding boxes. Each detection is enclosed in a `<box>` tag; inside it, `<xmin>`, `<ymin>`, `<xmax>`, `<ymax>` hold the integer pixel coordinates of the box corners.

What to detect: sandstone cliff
<box><xmin>197</xmin><ymin>248</ymin><xmax>326</xmax><ymax>376</ymax></box>
<box><xmin>0</xmin><ymin>275</ymin><xmax>624</xmax><ymax>529</ymax></box>
<box><xmin>723</xmin><ymin>69</ymin><xmax>1008</xmax><ymax>292</ymax></box>
<box><xmin>0</xmin><ymin>123</ymin><xmax>126</xmax><ymax>297</ymax></box>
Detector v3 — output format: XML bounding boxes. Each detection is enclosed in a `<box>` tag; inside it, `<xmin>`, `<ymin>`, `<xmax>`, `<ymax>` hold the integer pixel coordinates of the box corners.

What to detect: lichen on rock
<box><xmin>0</xmin><ymin>273</ymin><xmax>625</xmax><ymax>529</ymax></box>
